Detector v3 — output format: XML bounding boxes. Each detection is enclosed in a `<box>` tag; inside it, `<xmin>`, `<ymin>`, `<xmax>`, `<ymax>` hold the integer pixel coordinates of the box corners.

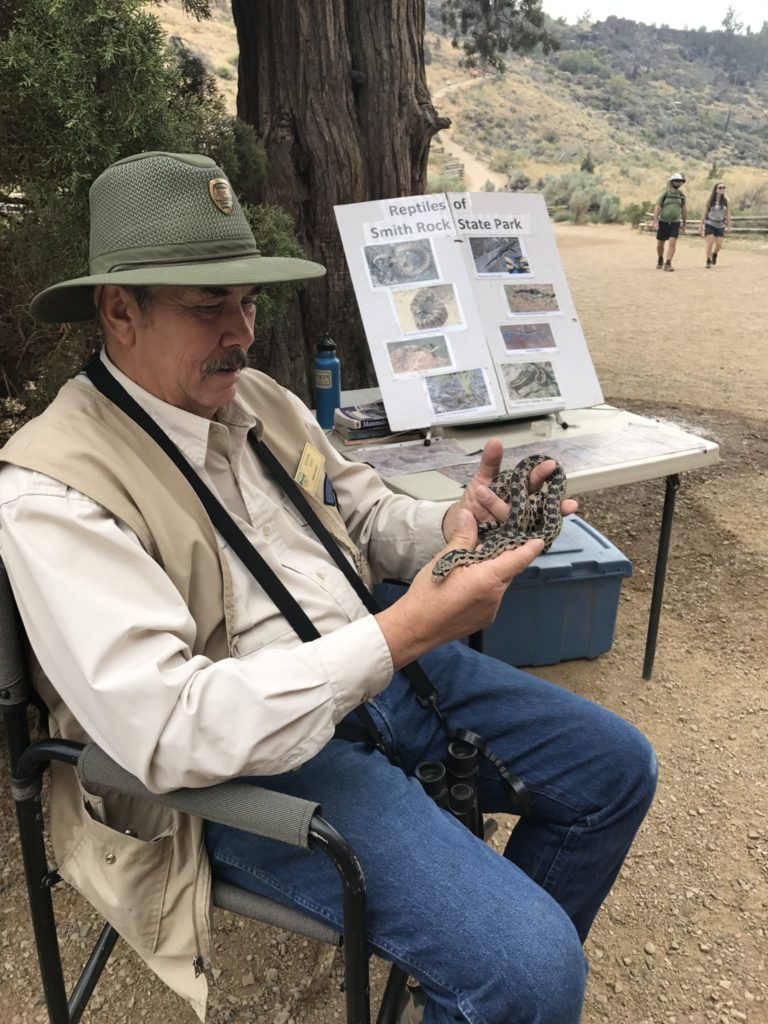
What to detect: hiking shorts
<box><xmin>656</xmin><ymin>221</ymin><xmax>680</xmax><ymax>241</ymax></box>
<box><xmin>704</xmin><ymin>224</ymin><xmax>725</xmax><ymax>237</ymax></box>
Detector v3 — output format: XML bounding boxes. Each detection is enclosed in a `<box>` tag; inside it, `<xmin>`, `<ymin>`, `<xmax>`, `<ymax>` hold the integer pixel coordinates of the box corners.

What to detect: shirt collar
<box><xmin>93</xmin><ymin>350</ymin><xmax>260</xmax><ymax>472</ymax></box>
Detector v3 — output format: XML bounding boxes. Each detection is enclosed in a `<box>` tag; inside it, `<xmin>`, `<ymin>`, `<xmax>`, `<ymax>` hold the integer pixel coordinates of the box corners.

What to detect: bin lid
<box><xmin>513</xmin><ymin>515</ymin><xmax>633</xmax><ymax>582</ymax></box>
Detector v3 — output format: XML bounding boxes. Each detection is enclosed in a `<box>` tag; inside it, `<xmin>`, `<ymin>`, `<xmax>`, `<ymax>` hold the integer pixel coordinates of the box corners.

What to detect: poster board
<box><xmin>333</xmin><ymin>191</ymin><xmax>603</xmax><ymax>432</ymax></box>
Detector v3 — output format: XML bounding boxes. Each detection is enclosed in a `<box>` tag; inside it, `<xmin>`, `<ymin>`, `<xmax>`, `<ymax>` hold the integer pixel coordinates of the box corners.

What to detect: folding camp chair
<box><xmin>0</xmin><ymin>559</ymin><xmax>409</xmax><ymax>1024</ymax></box>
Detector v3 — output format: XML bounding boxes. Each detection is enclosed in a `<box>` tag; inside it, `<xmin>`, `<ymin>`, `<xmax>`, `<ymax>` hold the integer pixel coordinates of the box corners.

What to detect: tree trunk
<box><xmin>231</xmin><ymin>0</ymin><xmax>449</xmax><ymax>400</ymax></box>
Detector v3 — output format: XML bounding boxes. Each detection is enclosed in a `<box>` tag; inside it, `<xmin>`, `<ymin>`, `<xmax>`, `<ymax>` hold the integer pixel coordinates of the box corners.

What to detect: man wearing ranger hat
<box><xmin>652</xmin><ymin>172</ymin><xmax>687</xmax><ymax>271</ymax></box>
<box><xmin>0</xmin><ymin>152</ymin><xmax>655</xmax><ymax>1024</ymax></box>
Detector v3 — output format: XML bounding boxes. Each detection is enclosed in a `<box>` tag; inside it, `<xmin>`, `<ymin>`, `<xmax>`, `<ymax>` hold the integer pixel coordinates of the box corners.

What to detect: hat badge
<box><xmin>208</xmin><ymin>177</ymin><xmax>234</xmax><ymax>214</ymax></box>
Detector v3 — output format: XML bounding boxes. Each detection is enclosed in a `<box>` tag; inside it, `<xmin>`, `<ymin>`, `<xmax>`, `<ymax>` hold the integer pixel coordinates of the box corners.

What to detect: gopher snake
<box><xmin>432</xmin><ymin>454</ymin><xmax>567</xmax><ymax>581</ymax></box>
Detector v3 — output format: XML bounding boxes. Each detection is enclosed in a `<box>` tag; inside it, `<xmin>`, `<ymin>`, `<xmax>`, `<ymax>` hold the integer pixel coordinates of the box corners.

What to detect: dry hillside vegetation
<box><xmin>147</xmin><ymin>2</ymin><xmax>768</xmax><ymax>216</ymax></box>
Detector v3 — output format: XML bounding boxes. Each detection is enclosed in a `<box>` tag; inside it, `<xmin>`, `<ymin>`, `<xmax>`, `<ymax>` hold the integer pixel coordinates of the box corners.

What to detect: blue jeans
<box><xmin>205</xmin><ymin>642</ymin><xmax>657</xmax><ymax>1024</ymax></box>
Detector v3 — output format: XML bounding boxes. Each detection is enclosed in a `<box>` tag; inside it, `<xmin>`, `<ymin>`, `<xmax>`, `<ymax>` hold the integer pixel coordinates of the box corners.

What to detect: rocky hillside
<box><xmin>152</xmin><ymin>4</ymin><xmax>768</xmax><ymax>213</ymax></box>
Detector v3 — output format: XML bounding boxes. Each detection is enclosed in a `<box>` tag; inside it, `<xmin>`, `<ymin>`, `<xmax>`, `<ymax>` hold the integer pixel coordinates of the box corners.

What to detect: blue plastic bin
<box><xmin>481</xmin><ymin>515</ymin><xmax>632</xmax><ymax>667</ymax></box>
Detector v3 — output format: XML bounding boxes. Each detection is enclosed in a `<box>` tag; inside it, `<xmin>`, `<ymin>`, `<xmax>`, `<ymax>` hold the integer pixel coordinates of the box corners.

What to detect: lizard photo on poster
<box><xmin>504</xmin><ymin>282</ymin><xmax>561</xmax><ymax>316</ymax></box>
<box><xmin>469</xmin><ymin>235</ymin><xmax>532</xmax><ymax>277</ymax></box>
<box><xmin>500</xmin><ymin>322</ymin><xmax>557</xmax><ymax>353</ymax></box>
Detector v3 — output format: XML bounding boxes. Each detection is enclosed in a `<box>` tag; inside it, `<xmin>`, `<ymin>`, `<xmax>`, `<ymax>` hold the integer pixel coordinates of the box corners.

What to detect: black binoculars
<box><xmin>415</xmin><ymin>739</ymin><xmax>483</xmax><ymax>838</ymax></box>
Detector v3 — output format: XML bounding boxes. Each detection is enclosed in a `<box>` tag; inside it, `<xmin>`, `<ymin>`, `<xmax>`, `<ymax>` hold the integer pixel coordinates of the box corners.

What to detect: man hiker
<box><xmin>653</xmin><ymin>172</ymin><xmax>687</xmax><ymax>271</ymax></box>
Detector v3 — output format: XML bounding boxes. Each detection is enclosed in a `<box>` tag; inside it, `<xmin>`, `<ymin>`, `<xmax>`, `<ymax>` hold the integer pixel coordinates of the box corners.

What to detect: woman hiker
<box><xmin>699</xmin><ymin>182</ymin><xmax>732</xmax><ymax>268</ymax></box>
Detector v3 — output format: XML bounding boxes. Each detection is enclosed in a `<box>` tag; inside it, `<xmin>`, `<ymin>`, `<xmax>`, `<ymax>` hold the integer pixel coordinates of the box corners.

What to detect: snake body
<box><xmin>431</xmin><ymin>454</ymin><xmax>567</xmax><ymax>582</ymax></box>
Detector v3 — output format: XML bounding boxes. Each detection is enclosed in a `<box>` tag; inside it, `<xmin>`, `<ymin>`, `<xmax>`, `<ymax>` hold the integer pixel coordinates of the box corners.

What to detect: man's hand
<box><xmin>376</xmin><ymin>509</ymin><xmax>544</xmax><ymax>670</ymax></box>
<box><xmin>441</xmin><ymin>438</ymin><xmax>577</xmax><ymax>542</ymax></box>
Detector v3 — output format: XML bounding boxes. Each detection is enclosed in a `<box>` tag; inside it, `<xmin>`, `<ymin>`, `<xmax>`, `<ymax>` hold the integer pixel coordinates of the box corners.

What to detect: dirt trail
<box><xmin>1</xmin><ymin>225</ymin><xmax>767</xmax><ymax>1024</ymax></box>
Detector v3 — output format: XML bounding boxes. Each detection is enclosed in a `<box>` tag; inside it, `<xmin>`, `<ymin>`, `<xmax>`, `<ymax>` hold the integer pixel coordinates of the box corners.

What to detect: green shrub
<box><xmin>216</xmin><ymin>64</ymin><xmax>233</xmax><ymax>79</ymax></box>
<box><xmin>597</xmin><ymin>192</ymin><xmax>621</xmax><ymax>222</ymax></box>
<box><xmin>427</xmin><ymin>173</ymin><xmax>464</xmax><ymax>193</ymax></box>
<box><xmin>569</xmin><ymin>187</ymin><xmax>593</xmax><ymax>223</ymax></box>
<box><xmin>556</xmin><ymin>50</ymin><xmax>610</xmax><ymax>78</ymax></box>
<box><xmin>489</xmin><ymin>150</ymin><xmax>513</xmax><ymax>173</ymax></box>
<box><xmin>507</xmin><ymin>171</ymin><xmax>531</xmax><ymax>191</ymax></box>
<box><xmin>621</xmin><ymin>200</ymin><xmax>652</xmax><ymax>227</ymax></box>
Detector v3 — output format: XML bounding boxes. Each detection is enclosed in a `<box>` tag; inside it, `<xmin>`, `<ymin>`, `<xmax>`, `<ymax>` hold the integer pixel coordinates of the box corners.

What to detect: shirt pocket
<box><xmin>280</xmin><ymin>493</ymin><xmax>311</xmax><ymax>529</ymax></box>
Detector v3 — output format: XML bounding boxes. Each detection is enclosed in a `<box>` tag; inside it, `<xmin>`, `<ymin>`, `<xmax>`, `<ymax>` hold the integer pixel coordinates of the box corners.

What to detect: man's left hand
<box><xmin>441</xmin><ymin>438</ymin><xmax>578</xmax><ymax>542</ymax></box>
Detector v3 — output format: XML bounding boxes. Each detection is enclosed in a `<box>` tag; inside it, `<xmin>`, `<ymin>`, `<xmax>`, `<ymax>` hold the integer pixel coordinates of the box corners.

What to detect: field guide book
<box><xmin>334</xmin><ymin>190</ymin><xmax>603</xmax><ymax>432</ymax></box>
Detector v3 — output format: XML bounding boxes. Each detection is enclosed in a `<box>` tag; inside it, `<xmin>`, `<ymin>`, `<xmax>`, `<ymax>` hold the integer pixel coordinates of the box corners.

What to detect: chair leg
<box><xmin>14</xmin><ymin>794</ymin><xmax>72</xmax><ymax>1024</ymax></box>
<box><xmin>376</xmin><ymin>964</ymin><xmax>410</xmax><ymax>1024</ymax></box>
<box><xmin>68</xmin><ymin>924</ymin><xmax>120</xmax><ymax>1024</ymax></box>
<box><xmin>309</xmin><ymin>818</ymin><xmax>371</xmax><ymax>1024</ymax></box>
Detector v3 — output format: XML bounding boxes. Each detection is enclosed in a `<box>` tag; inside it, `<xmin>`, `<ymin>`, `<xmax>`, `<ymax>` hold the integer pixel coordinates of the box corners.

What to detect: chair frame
<box><xmin>0</xmin><ymin>562</ymin><xmax>408</xmax><ymax>1024</ymax></box>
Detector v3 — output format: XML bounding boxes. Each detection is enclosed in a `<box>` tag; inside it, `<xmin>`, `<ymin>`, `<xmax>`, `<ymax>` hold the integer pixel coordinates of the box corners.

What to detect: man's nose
<box><xmin>221</xmin><ymin>304</ymin><xmax>255</xmax><ymax>346</ymax></box>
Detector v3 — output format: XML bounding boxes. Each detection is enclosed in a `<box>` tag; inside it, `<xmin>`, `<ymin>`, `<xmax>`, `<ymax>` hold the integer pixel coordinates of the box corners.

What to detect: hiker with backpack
<box><xmin>652</xmin><ymin>173</ymin><xmax>687</xmax><ymax>271</ymax></box>
<box><xmin>699</xmin><ymin>182</ymin><xmax>732</xmax><ymax>268</ymax></box>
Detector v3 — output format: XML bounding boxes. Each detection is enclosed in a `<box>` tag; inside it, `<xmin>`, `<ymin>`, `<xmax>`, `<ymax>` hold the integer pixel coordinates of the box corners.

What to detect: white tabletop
<box><xmin>335</xmin><ymin>389</ymin><xmax>720</xmax><ymax>501</ymax></box>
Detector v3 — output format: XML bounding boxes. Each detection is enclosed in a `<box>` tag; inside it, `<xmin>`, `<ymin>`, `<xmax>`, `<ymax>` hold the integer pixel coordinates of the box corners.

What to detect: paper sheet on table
<box><xmin>438</xmin><ymin>422</ymin><xmax>712</xmax><ymax>487</ymax></box>
<box><xmin>345</xmin><ymin>420</ymin><xmax>710</xmax><ymax>481</ymax></box>
<box><xmin>344</xmin><ymin>439</ymin><xmax>472</xmax><ymax>477</ymax></box>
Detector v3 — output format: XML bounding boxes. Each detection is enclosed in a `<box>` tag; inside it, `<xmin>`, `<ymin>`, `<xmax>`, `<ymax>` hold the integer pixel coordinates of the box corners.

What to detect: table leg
<box><xmin>643</xmin><ymin>474</ymin><xmax>680</xmax><ymax>680</ymax></box>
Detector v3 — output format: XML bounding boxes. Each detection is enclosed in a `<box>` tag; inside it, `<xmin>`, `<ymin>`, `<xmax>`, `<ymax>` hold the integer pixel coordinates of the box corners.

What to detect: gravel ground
<box><xmin>1</xmin><ymin>224</ymin><xmax>766</xmax><ymax>1023</ymax></box>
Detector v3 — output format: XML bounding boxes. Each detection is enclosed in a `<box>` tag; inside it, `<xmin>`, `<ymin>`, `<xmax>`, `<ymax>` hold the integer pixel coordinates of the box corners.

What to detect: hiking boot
<box><xmin>397</xmin><ymin>984</ymin><xmax>426</xmax><ymax>1023</ymax></box>
<box><xmin>706</xmin><ymin>258</ymin><xmax>712</xmax><ymax>268</ymax></box>
<box><xmin>664</xmin><ymin>261</ymin><xmax>674</xmax><ymax>271</ymax></box>
<box><xmin>656</xmin><ymin>256</ymin><xmax>664</xmax><ymax>269</ymax></box>
<box><xmin>711</xmin><ymin>252</ymin><xmax>718</xmax><ymax>265</ymax></box>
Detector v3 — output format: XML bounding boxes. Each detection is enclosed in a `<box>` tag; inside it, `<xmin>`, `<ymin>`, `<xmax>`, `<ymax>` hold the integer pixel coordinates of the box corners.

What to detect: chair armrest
<box><xmin>77</xmin><ymin>743</ymin><xmax>319</xmax><ymax>849</ymax></box>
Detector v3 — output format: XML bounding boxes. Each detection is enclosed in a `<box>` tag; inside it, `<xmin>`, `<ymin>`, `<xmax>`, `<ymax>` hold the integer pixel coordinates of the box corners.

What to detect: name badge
<box><xmin>294</xmin><ymin>443</ymin><xmax>325</xmax><ymax>496</ymax></box>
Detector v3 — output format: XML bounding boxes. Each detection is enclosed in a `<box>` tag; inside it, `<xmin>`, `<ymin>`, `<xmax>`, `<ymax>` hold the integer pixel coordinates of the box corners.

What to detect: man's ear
<box><xmin>98</xmin><ymin>286</ymin><xmax>139</xmax><ymax>347</ymax></box>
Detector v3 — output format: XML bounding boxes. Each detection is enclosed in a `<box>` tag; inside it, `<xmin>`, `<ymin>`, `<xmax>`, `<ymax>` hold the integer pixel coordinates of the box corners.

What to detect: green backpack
<box><xmin>659</xmin><ymin>188</ymin><xmax>685</xmax><ymax>221</ymax></box>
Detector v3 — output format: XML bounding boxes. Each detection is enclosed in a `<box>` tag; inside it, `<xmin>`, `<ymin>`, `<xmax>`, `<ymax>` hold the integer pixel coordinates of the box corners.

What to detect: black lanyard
<box><xmin>84</xmin><ymin>356</ymin><xmax>529</xmax><ymax>810</ymax></box>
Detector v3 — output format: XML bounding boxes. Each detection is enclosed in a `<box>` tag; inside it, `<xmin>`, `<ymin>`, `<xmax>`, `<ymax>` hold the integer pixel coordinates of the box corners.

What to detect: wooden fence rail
<box><xmin>639</xmin><ymin>213</ymin><xmax>768</xmax><ymax>234</ymax></box>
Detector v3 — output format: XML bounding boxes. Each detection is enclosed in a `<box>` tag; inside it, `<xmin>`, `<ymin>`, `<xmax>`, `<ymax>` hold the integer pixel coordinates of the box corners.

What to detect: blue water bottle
<box><xmin>314</xmin><ymin>334</ymin><xmax>341</xmax><ymax>430</ymax></box>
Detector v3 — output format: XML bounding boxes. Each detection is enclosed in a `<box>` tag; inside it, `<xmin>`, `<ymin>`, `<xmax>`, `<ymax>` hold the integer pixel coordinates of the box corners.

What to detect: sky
<box><xmin>540</xmin><ymin>1</ymin><xmax>767</xmax><ymax>33</ymax></box>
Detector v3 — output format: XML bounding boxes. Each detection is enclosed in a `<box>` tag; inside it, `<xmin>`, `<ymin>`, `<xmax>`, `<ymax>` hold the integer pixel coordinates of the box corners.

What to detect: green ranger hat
<box><xmin>30</xmin><ymin>151</ymin><xmax>325</xmax><ymax>322</ymax></box>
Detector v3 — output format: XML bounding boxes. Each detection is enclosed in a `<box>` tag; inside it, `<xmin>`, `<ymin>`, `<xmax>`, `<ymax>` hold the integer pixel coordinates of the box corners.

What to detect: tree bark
<box><xmin>231</xmin><ymin>0</ymin><xmax>449</xmax><ymax>400</ymax></box>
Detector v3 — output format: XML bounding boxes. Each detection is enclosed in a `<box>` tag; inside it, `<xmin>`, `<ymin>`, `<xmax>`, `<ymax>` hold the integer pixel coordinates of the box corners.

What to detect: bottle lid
<box><xmin>316</xmin><ymin>334</ymin><xmax>336</xmax><ymax>352</ymax></box>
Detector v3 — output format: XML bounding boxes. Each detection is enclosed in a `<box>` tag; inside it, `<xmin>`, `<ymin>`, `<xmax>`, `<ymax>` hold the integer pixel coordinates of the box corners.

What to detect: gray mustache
<box><xmin>202</xmin><ymin>348</ymin><xmax>248</xmax><ymax>376</ymax></box>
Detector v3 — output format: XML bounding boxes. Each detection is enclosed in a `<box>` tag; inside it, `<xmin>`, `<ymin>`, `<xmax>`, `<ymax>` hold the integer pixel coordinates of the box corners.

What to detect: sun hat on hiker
<box><xmin>30</xmin><ymin>151</ymin><xmax>325</xmax><ymax>323</ymax></box>
<box><xmin>668</xmin><ymin>172</ymin><xmax>686</xmax><ymax>183</ymax></box>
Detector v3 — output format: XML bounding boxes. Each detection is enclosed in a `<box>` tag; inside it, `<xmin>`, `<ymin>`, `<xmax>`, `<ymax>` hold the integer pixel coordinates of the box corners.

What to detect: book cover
<box><xmin>334</xmin><ymin>401</ymin><xmax>389</xmax><ymax>430</ymax></box>
<box><xmin>334</xmin><ymin>422</ymin><xmax>394</xmax><ymax>440</ymax></box>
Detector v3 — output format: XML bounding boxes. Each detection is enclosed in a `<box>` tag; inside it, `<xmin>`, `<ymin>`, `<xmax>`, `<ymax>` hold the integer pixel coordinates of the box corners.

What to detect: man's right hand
<box><xmin>375</xmin><ymin>509</ymin><xmax>544</xmax><ymax>671</ymax></box>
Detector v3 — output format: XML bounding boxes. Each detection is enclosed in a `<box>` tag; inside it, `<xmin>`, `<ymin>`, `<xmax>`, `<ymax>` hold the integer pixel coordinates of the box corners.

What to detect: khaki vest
<box><xmin>0</xmin><ymin>369</ymin><xmax>369</xmax><ymax>1018</ymax></box>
